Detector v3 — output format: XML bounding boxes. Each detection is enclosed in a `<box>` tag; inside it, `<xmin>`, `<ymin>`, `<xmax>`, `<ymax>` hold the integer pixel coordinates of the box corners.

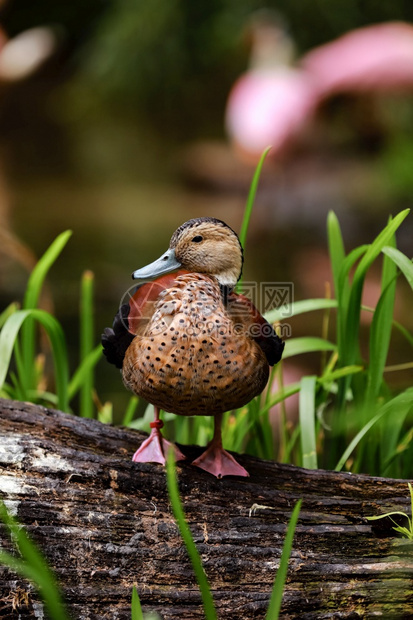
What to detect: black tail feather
<box><xmin>259</xmin><ymin>331</ymin><xmax>285</xmax><ymax>366</ymax></box>
<box><xmin>101</xmin><ymin>304</ymin><xmax>135</xmax><ymax>369</ymax></box>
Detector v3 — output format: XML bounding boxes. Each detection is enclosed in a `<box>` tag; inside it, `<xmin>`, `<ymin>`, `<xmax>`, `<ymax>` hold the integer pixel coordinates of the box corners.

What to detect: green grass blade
<box><xmin>327</xmin><ymin>211</ymin><xmax>346</xmax><ymax>300</ymax></box>
<box><xmin>259</xmin><ymin>383</ymin><xmax>301</xmax><ymax>416</ymax></box>
<box><xmin>237</xmin><ymin>147</ymin><xmax>271</xmax><ymax>291</ymax></box>
<box><xmin>0</xmin><ymin>310</ymin><xmax>33</xmax><ymax>390</ymax></box>
<box><xmin>128</xmin><ymin>403</ymin><xmax>155</xmax><ymax>431</ymax></box>
<box><xmin>131</xmin><ymin>585</ymin><xmax>144</xmax><ymax>620</ymax></box>
<box><xmin>382</xmin><ymin>427</ymin><xmax>413</xmax><ymax>473</ymax></box>
<box><xmin>265</xmin><ymin>499</ymin><xmax>302</xmax><ymax>620</ymax></box>
<box><xmin>26</xmin><ymin>389</ymin><xmax>59</xmax><ymax>406</ymax></box>
<box><xmin>360</xmin><ymin>304</ymin><xmax>413</xmax><ymax>348</ymax></box>
<box><xmin>337</xmin><ymin>245</ymin><xmax>369</xmax><ymax>295</ymax></box>
<box><xmin>21</xmin><ymin>230</ymin><xmax>72</xmax><ymax>390</ymax></box>
<box><xmin>327</xmin><ymin>212</ymin><xmax>351</xmax><ymax>359</ymax></box>
<box><xmin>0</xmin><ymin>549</ymin><xmax>45</xmax><ymax>584</ymax></box>
<box><xmin>336</xmin><ymin>211</ymin><xmax>409</xmax><ymax>412</ymax></box>
<box><xmin>299</xmin><ymin>376</ymin><xmax>317</xmax><ymax>469</ymax></box>
<box><xmin>79</xmin><ymin>270</ymin><xmax>95</xmax><ymax>418</ymax></box>
<box><xmin>0</xmin><ymin>500</ymin><xmax>46</xmax><ymax>572</ymax></box>
<box><xmin>121</xmin><ymin>396</ymin><xmax>140</xmax><ymax>426</ymax></box>
<box><xmin>366</xmin><ymin>510</ymin><xmax>410</xmax><ymax>522</ymax></box>
<box><xmin>0</xmin><ymin>385</ymin><xmax>15</xmax><ymax>398</ymax></box>
<box><xmin>336</xmin><ymin>244</ymin><xmax>369</xmax><ymax>360</ymax></box>
<box><xmin>393</xmin><ymin>320</ymin><xmax>413</xmax><ymax>348</ymax></box>
<box><xmin>0</xmin><ymin>309</ymin><xmax>69</xmax><ymax>411</ymax></box>
<box><xmin>382</xmin><ymin>246</ymin><xmax>413</xmax><ymax>289</ymax></box>
<box><xmin>380</xmin><ymin>403</ymin><xmax>411</xmax><ymax>477</ymax></box>
<box><xmin>0</xmin><ymin>500</ymin><xmax>69</xmax><ymax>620</ymax></box>
<box><xmin>265</xmin><ymin>299</ymin><xmax>337</xmax><ymax>323</ymax></box>
<box><xmin>353</xmin><ymin>211</ymin><xmax>409</xmax><ymax>286</ymax></box>
<box><xmin>0</xmin><ymin>304</ymin><xmax>21</xmax><ymax>398</ymax></box>
<box><xmin>166</xmin><ymin>451</ymin><xmax>217</xmax><ymax>620</ymax></box>
<box><xmin>245</xmin><ymin>395</ymin><xmax>275</xmax><ymax>460</ymax></box>
<box><xmin>239</xmin><ymin>146</ymin><xmax>271</xmax><ymax>249</ymax></box>
<box><xmin>335</xmin><ymin>387</ymin><xmax>413</xmax><ymax>471</ymax></box>
<box><xmin>283</xmin><ymin>337</ymin><xmax>336</xmax><ymax>359</ymax></box>
<box><xmin>366</xmin><ymin>278</ymin><xmax>396</xmax><ymax>404</ymax></box>
<box><xmin>335</xmin><ymin>408</ymin><xmax>383</xmax><ymax>472</ymax></box>
<box><xmin>224</xmin><ymin>408</ymin><xmax>253</xmax><ymax>453</ymax></box>
<box><xmin>0</xmin><ymin>302</ymin><xmax>19</xmax><ymax>328</ymax></box>
<box><xmin>319</xmin><ymin>365</ymin><xmax>364</xmax><ymax>384</ymax></box>
<box><xmin>392</xmin><ymin>526</ymin><xmax>413</xmax><ymax>540</ymax></box>
<box><xmin>366</xmin><ymin>507</ymin><xmax>413</xmax><ymax>540</ymax></box>
<box><xmin>365</xmin><ymin>226</ymin><xmax>398</xmax><ymax>406</ymax></box>
<box><xmin>30</xmin><ymin>310</ymin><xmax>69</xmax><ymax>412</ymax></box>
<box><xmin>345</xmin><ymin>210</ymin><xmax>409</xmax><ymax>365</ymax></box>
<box><xmin>68</xmin><ymin>346</ymin><xmax>102</xmax><ymax>401</ymax></box>
<box><xmin>284</xmin><ymin>425</ymin><xmax>301</xmax><ymax>463</ymax></box>
<box><xmin>23</xmin><ymin>230</ymin><xmax>73</xmax><ymax>311</ymax></box>
<box><xmin>262</xmin><ymin>365</ymin><xmax>362</xmax><ymax>428</ymax></box>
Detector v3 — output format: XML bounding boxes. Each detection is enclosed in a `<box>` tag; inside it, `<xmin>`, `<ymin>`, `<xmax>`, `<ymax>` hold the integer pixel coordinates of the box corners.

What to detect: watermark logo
<box><xmin>236</xmin><ymin>282</ymin><xmax>294</xmax><ymax>317</ymax></box>
<box><xmin>261</xmin><ymin>283</ymin><xmax>293</xmax><ymax>317</ymax></box>
<box><xmin>117</xmin><ymin>280</ymin><xmax>294</xmax><ymax>337</ymax></box>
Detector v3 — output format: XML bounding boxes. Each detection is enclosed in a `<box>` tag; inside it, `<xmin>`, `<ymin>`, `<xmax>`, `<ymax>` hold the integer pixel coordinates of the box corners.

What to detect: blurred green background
<box><xmin>1</xmin><ymin>0</ymin><xmax>412</xmax><ymax>413</ymax></box>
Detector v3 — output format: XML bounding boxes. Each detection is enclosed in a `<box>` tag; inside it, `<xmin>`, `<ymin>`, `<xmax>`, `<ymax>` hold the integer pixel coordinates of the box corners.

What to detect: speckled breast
<box><xmin>122</xmin><ymin>273</ymin><xmax>269</xmax><ymax>416</ymax></box>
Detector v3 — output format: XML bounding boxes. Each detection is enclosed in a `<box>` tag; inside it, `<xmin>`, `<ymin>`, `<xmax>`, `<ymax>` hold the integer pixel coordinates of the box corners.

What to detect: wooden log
<box><xmin>0</xmin><ymin>397</ymin><xmax>413</xmax><ymax>619</ymax></box>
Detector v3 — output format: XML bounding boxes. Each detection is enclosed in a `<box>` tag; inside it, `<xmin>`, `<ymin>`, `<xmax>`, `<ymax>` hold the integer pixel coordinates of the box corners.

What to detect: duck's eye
<box><xmin>191</xmin><ymin>235</ymin><xmax>203</xmax><ymax>243</ymax></box>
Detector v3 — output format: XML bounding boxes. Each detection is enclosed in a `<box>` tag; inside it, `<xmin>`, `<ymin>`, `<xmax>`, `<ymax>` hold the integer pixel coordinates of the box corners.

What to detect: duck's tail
<box><xmin>101</xmin><ymin>304</ymin><xmax>135</xmax><ymax>369</ymax></box>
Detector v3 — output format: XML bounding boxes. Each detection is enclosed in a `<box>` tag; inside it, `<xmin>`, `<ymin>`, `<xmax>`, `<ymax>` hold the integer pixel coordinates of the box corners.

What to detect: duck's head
<box><xmin>132</xmin><ymin>217</ymin><xmax>243</xmax><ymax>288</ymax></box>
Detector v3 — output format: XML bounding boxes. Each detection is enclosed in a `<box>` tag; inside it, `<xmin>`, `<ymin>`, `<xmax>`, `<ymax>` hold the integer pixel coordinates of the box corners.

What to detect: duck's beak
<box><xmin>132</xmin><ymin>248</ymin><xmax>181</xmax><ymax>280</ymax></box>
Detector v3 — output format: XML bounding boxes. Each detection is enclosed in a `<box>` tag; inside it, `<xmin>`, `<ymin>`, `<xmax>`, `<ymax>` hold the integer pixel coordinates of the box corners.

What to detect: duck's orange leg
<box><xmin>192</xmin><ymin>412</ymin><xmax>249</xmax><ymax>478</ymax></box>
<box><xmin>132</xmin><ymin>407</ymin><xmax>186</xmax><ymax>464</ymax></box>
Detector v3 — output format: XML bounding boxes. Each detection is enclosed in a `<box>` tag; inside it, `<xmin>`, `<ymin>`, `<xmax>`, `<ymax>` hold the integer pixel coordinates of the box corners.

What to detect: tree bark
<box><xmin>0</xmin><ymin>397</ymin><xmax>412</xmax><ymax>619</ymax></box>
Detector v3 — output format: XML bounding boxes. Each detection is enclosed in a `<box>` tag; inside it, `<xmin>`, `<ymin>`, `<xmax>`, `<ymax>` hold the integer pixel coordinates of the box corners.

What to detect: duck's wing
<box><xmin>227</xmin><ymin>291</ymin><xmax>285</xmax><ymax>366</ymax></box>
<box><xmin>102</xmin><ymin>271</ymin><xmax>189</xmax><ymax>369</ymax></box>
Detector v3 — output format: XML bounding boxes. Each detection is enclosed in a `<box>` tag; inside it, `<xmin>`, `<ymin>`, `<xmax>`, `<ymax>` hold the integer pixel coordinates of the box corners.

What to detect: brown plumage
<box><xmin>102</xmin><ymin>217</ymin><xmax>284</xmax><ymax>477</ymax></box>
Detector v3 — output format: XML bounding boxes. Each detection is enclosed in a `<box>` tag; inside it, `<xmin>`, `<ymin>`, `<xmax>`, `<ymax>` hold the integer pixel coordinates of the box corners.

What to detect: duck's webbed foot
<box><xmin>132</xmin><ymin>419</ymin><xmax>185</xmax><ymax>465</ymax></box>
<box><xmin>192</xmin><ymin>442</ymin><xmax>249</xmax><ymax>478</ymax></box>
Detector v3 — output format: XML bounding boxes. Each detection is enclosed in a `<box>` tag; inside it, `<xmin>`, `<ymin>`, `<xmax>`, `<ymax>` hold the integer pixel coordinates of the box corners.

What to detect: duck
<box><xmin>102</xmin><ymin>217</ymin><xmax>284</xmax><ymax>477</ymax></box>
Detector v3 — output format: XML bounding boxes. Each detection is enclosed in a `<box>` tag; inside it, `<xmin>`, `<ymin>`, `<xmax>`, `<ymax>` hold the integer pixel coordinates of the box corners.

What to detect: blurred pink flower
<box><xmin>226</xmin><ymin>68</ymin><xmax>317</xmax><ymax>156</ymax></box>
<box><xmin>226</xmin><ymin>21</ymin><xmax>413</xmax><ymax>158</ymax></box>
<box><xmin>303</xmin><ymin>22</ymin><xmax>413</xmax><ymax>96</ymax></box>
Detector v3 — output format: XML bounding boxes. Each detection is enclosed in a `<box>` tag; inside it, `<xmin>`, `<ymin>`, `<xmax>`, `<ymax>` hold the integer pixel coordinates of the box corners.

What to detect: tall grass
<box><xmin>0</xmin><ymin>238</ymin><xmax>102</xmax><ymax>415</ymax></box>
<box><xmin>79</xmin><ymin>270</ymin><xmax>95</xmax><ymax>418</ymax></box>
<box><xmin>324</xmin><ymin>210</ymin><xmax>413</xmax><ymax>474</ymax></box>
<box><xmin>237</xmin><ymin>145</ymin><xmax>271</xmax><ymax>292</ymax></box>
